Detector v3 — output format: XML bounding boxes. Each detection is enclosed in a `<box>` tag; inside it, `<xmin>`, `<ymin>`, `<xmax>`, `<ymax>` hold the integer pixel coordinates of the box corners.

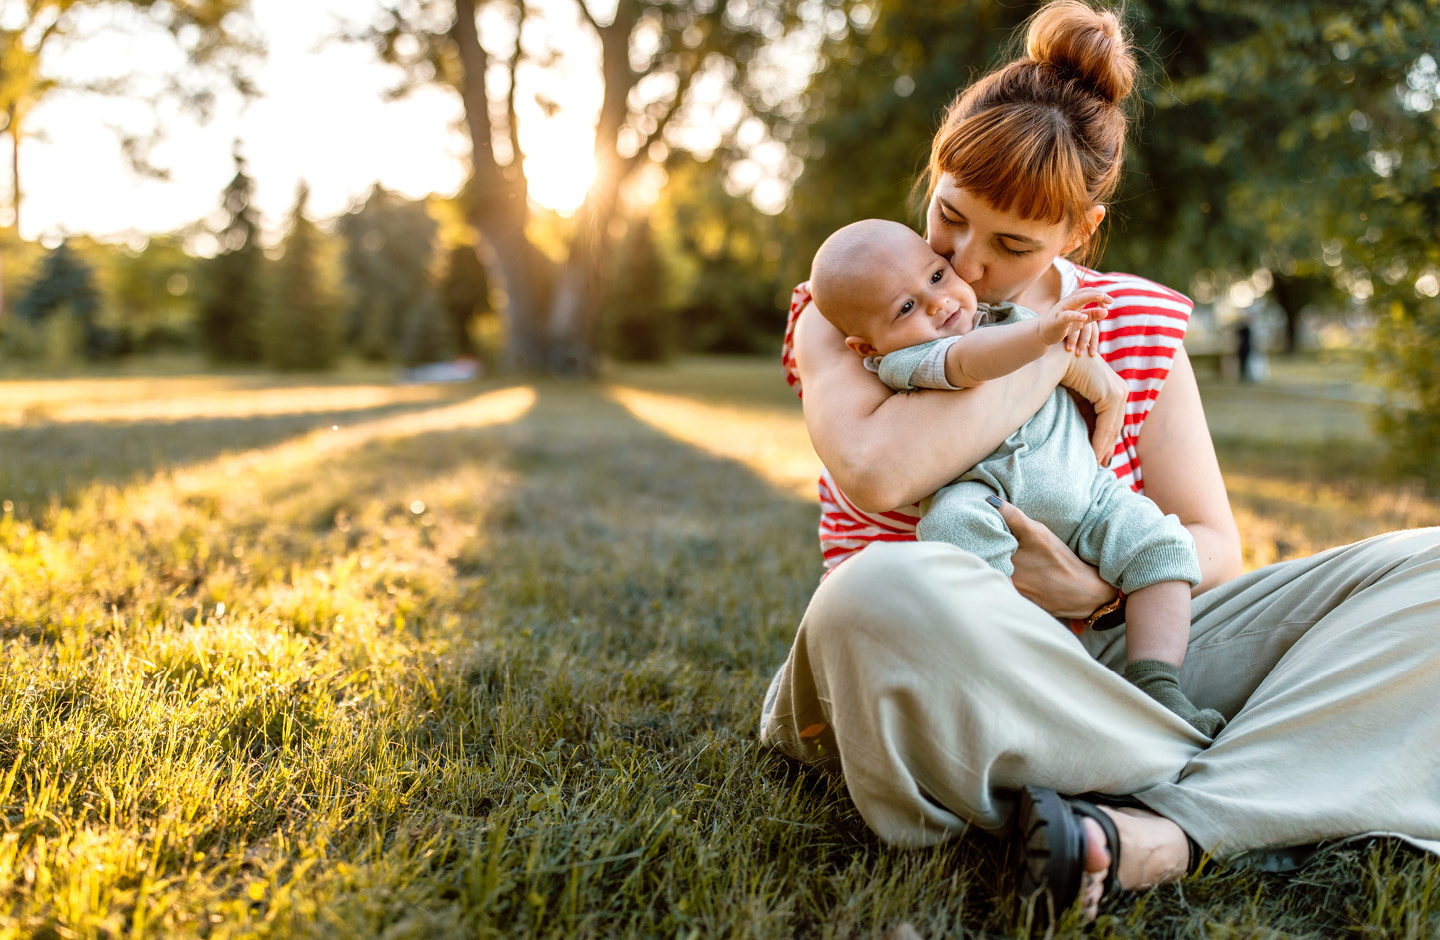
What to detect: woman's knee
<box><xmin>803</xmin><ymin>541</ymin><xmax>1000</xmax><ymax>656</ymax></box>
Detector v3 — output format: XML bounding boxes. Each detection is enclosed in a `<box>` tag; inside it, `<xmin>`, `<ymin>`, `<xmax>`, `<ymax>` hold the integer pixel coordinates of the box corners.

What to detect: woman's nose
<box><xmin>950</xmin><ymin>251</ymin><xmax>983</xmax><ymax>284</ymax></box>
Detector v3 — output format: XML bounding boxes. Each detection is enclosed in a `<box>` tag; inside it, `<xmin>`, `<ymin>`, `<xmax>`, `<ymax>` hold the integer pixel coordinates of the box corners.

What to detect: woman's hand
<box><xmin>1060</xmin><ymin>352</ymin><xmax>1128</xmax><ymax>467</ymax></box>
<box><xmin>991</xmin><ymin>498</ymin><xmax>1116</xmax><ymax>619</ymax></box>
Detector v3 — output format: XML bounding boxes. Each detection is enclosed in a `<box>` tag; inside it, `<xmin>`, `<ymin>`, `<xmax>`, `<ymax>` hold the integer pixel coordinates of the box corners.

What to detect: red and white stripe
<box><xmin>782</xmin><ymin>261</ymin><xmax>1193</xmax><ymax>576</ymax></box>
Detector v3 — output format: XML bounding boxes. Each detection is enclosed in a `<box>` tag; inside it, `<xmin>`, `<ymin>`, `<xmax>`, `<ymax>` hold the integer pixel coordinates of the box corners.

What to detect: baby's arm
<box><xmin>943</xmin><ymin>288</ymin><xmax>1111</xmax><ymax>388</ymax></box>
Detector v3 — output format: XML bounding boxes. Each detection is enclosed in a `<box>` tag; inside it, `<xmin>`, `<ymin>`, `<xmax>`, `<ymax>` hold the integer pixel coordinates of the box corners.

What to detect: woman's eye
<box><xmin>1001</xmin><ymin>241</ymin><xmax>1032</xmax><ymax>256</ymax></box>
<box><xmin>899</xmin><ymin>300</ymin><xmax>914</xmax><ymax>315</ymax></box>
<box><xmin>931</xmin><ymin>268</ymin><xmax>944</xmax><ymax>283</ymax></box>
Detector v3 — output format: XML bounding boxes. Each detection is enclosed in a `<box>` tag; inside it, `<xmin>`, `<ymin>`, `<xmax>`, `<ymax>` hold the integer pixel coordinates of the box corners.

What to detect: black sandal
<box><xmin>1016</xmin><ymin>785</ymin><xmax>1122</xmax><ymax>926</ymax></box>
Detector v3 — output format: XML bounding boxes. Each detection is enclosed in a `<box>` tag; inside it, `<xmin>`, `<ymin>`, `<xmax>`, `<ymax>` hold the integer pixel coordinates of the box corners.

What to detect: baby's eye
<box><xmin>931</xmin><ymin>268</ymin><xmax>944</xmax><ymax>284</ymax></box>
<box><xmin>898</xmin><ymin>300</ymin><xmax>914</xmax><ymax>316</ymax></box>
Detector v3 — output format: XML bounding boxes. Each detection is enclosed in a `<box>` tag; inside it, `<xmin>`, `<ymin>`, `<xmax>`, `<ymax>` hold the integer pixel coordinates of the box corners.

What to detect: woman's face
<box><xmin>925</xmin><ymin>174</ymin><xmax>1098</xmax><ymax>305</ymax></box>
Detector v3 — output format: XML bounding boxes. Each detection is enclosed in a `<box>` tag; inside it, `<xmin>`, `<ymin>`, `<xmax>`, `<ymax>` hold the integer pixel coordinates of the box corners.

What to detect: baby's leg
<box><xmin>1123</xmin><ymin>580</ymin><xmax>1190</xmax><ymax>666</ymax></box>
<box><xmin>1123</xmin><ymin>581</ymin><xmax>1225</xmax><ymax>736</ymax></box>
<box><xmin>918</xmin><ymin>479</ymin><xmax>1018</xmax><ymax>575</ymax></box>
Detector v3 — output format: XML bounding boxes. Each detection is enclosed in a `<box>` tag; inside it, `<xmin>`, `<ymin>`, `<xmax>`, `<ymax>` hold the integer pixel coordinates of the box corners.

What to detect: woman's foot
<box><xmin>1077</xmin><ymin>806</ymin><xmax>1191</xmax><ymax>920</ymax></box>
<box><xmin>1018</xmin><ymin>787</ymin><xmax>1194</xmax><ymax>925</ymax></box>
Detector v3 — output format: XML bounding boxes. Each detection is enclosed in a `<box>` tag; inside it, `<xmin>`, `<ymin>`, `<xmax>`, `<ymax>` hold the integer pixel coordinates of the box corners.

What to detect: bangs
<box><xmin>932</xmin><ymin>106</ymin><xmax>1088</xmax><ymax>227</ymax></box>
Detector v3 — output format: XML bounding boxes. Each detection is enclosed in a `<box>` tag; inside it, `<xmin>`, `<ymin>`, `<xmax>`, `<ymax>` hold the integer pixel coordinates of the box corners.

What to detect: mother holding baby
<box><xmin>760</xmin><ymin>0</ymin><xmax>1440</xmax><ymax>923</ymax></box>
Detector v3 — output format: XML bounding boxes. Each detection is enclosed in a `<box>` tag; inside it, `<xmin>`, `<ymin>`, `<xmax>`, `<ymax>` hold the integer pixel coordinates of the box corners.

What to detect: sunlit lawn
<box><xmin>3</xmin><ymin>354</ymin><xmax>1438</xmax><ymax>938</ymax></box>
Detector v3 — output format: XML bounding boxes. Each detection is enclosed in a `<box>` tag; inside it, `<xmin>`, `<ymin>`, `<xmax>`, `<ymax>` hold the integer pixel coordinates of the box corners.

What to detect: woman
<box><xmin>761</xmin><ymin>0</ymin><xmax>1440</xmax><ymax>922</ymax></box>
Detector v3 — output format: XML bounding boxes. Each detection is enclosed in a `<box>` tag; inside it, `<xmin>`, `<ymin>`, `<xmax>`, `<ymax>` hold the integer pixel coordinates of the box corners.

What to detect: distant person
<box><xmin>808</xmin><ymin>218</ymin><xmax>1221</xmax><ymax>734</ymax></box>
<box><xmin>1236</xmin><ymin>318</ymin><xmax>1255</xmax><ymax>382</ymax></box>
<box><xmin>760</xmin><ymin>0</ymin><xmax>1440</xmax><ymax>926</ymax></box>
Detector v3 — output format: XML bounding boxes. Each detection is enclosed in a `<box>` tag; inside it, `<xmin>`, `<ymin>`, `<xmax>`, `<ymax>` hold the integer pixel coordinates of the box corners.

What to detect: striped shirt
<box><xmin>781</xmin><ymin>257</ymin><xmax>1193</xmax><ymax>575</ymax></box>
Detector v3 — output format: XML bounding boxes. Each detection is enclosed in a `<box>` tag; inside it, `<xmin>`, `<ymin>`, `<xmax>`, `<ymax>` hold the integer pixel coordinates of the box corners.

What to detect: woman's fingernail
<box><xmin>986</xmin><ymin>495</ymin><xmax>1003</xmax><ymax>508</ymax></box>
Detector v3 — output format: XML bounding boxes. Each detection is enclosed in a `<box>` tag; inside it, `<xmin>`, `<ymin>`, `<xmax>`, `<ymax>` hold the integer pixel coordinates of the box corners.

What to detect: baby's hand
<box><xmin>1038</xmin><ymin>288</ymin><xmax>1112</xmax><ymax>348</ymax></box>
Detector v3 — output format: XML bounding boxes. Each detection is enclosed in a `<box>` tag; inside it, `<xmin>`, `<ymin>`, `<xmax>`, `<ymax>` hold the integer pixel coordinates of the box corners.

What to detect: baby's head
<box><xmin>810</xmin><ymin>219</ymin><xmax>979</xmax><ymax>358</ymax></box>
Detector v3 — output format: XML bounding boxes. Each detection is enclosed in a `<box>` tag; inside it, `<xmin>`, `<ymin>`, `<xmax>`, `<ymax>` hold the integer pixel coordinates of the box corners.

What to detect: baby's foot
<box><xmin>1123</xmin><ymin>659</ymin><xmax>1227</xmax><ymax>736</ymax></box>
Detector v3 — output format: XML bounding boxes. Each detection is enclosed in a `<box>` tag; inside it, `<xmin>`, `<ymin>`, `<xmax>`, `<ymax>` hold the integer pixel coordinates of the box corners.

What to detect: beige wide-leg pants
<box><xmin>760</xmin><ymin>530</ymin><xmax>1440</xmax><ymax>859</ymax></box>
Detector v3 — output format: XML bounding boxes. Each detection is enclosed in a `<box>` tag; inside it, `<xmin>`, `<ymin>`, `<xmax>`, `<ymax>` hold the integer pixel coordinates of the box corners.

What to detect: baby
<box><xmin>810</xmin><ymin>218</ymin><xmax>1223</xmax><ymax>736</ymax></box>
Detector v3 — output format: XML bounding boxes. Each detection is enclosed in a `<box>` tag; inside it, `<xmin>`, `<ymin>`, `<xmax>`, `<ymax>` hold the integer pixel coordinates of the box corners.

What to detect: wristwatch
<box><xmin>1080</xmin><ymin>591</ymin><xmax>1126</xmax><ymax>632</ymax></box>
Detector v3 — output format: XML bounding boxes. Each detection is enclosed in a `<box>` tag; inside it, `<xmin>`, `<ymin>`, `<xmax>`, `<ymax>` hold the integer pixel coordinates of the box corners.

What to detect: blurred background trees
<box><xmin>349</xmin><ymin>0</ymin><xmax>792</xmax><ymax>374</ymax></box>
<box><xmin>196</xmin><ymin>149</ymin><xmax>264</xmax><ymax>363</ymax></box>
<box><xmin>262</xmin><ymin>183</ymin><xmax>344</xmax><ymax>371</ymax></box>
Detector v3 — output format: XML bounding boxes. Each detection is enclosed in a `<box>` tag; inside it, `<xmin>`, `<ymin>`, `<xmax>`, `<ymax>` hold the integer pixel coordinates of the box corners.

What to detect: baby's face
<box><xmin>849</xmin><ymin>230</ymin><xmax>980</xmax><ymax>356</ymax></box>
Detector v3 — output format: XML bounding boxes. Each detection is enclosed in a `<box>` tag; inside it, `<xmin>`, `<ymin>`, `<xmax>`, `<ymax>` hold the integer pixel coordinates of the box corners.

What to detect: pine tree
<box><xmin>197</xmin><ymin>146</ymin><xmax>264</xmax><ymax>362</ymax></box>
<box><xmin>602</xmin><ymin>220</ymin><xmax>673</xmax><ymax>362</ymax></box>
<box><xmin>262</xmin><ymin>182</ymin><xmax>343</xmax><ymax>371</ymax></box>
<box><xmin>397</xmin><ymin>290</ymin><xmax>453</xmax><ymax>367</ymax></box>
<box><xmin>15</xmin><ymin>238</ymin><xmax>105</xmax><ymax>358</ymax></box>
<box><xmin>439</xmin><ymin>243</ymin><xmax>490</xmax><ymax>358</ymax></box>
<box><xmin>337</xmin><ymin>186</ymin><xmax>438</xmax><ymax>361</ymax></box>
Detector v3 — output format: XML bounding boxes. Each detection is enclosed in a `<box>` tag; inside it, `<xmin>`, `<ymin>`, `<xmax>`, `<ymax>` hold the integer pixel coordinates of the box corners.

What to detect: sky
<box><xmin>10</xmin><ymin>0</ymin><xmax>804</xmax><ymax>251</ymax></box>
<box><xmin>13</xmin><ymin>0</ymin><xmax>558</xmax><ymax>247</ymax></box>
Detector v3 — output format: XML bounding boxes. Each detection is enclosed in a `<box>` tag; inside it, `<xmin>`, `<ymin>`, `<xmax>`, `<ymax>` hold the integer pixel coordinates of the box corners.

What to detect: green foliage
<box><xmin>13</xmin><ymin>238</ymin><xmax>114</xmax><ymax>360</ymax></box>
<box><xmin>262</xmin><ymin>184</ymin><xmax>345</xmax><ymax>371</ymax></box>
<box><xmin>657</xmin><ymin>155</ymin><xmax>788</xmax><ymax>355</ymax></box>
<box><xmin>397</xmin><ymin>291</ymin><xmax>455</xmax><ymax>368</ymax></box>
<box><xmin>197</xmin><ymin>150</ymin><xmax>265</xmax><ymax>363</ymax></box>
<box><xmin>603</xmin><ymin>220</ymin><xmax>674</xmax><ymax>363</ymax></box>
<box><xmin>438</xmin><ymin>243</ymin><xmax>491</xmax><ymax>359</ymax></box>
<box><xmin>1148</xmin><ymin>2</ymin><xmax>1440</xmax><ymax>482</ymax></box>
<box><xmin>113</xmin><ymin>235</ymin><xmax>199</xmax><ymax>353</ymax></box>
<box><xmin>780</xmin><ymin>1</ymin><xmax>1034</xmax><ymax>258</ymax></box>
<box><xmin>338</xmin><ymin>186</ymin><xmax>440</xmax><ymax>362</ymax></box>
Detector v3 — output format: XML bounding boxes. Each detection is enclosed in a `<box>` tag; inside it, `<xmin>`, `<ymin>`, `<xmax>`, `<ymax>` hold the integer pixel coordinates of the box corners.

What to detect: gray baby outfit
<box><xmin>876</xmin><ymin>302</ymin><xmax>1200</xmax><ymax>594</ymax></box>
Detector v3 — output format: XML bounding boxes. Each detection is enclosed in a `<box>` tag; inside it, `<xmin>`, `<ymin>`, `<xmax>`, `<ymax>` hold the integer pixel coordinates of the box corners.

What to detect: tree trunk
<box><xmin>1269</xmin><ymin>274</ymin><xmax>1314</xmax><ymax>355</ymax></box>
<box><xmin>7</xmin><ymin>103</ymin><xmax>19</xmax><ymax>236</ymax></box>
<box><xmin>545</xmin><ymin>182</ymin><xmax>620</xmax><ymax>376</ymax></box>
<box><xmin>474</xmin><ymin>211</ymin><xmax>553</xmax><ymax>371</ymax></box>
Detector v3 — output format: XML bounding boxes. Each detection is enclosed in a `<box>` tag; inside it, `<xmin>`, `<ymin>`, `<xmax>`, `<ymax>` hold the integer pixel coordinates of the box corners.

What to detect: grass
<box><xmin>2</xmin><ymin>354</ymin><xmax>1438</xmax><ymax>939</ymax></box>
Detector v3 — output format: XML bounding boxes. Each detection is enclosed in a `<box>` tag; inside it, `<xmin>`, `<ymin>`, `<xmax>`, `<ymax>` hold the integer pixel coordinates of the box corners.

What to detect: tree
<box><xmin>15</xmin><ymin>237</ymin><xmax>104</xmax><ymax>358</ymax></box>
<box><xmin>196</xmin><ymin>148</ymin><xmax>264</xmax><ymax>362</ymax></box>
<box><xmin>438</xmin><ymin>241</ymin><xmax>490</xmax><ymax>358</ymax></box>
<box><xmin>262</xmin><ymin>183</ymin><xmax>344</xmax><ymax>371</ymax></box>
<box><xmin>661</xmin><ymin>153</ymin><xmax>786</xmax><ymax>354</ymax></box>
<box><xmin>337</xmin><ymin>186</ymin><xmax>439</xmax><ymax>361</ymax></box>
<box><xmin>779</xmin><ymin>2</ymin><xmax>1035</xmax><ymax>258</ymax></box>
<box><xmin>0</xmin><ymin>0</ymin><xmax>261</xmax><ymax>233</ymax></box>
<box><xmin>1157</xmin><ymin>2</ymin><xmax>1439</xmax><ymax>480</ymax></box>
<box><xmin>602</xmin><ymin>219</ymin><xmax>672</xmax><ymax>361</ymax></box>
<box><xmin>353</xmin><ymin>0</ymin><xmax>789</xmax><ymax>374</ymax></box>
<box><xmin>113</xmin><ymin>234</ymin><xmax>196</xmax><ymax>352</ymax></box>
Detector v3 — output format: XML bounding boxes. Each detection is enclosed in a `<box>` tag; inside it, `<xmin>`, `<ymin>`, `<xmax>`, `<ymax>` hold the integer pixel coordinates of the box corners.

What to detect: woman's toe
<box><xmin>1079</xmin><ymin>815</ymin><xmax>1112</xmax><ymax>920</ymax></box>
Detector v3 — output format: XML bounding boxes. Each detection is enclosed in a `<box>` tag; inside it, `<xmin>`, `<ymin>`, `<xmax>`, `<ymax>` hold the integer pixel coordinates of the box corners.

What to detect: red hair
<box><xmin>924</xmin><ymin>1</ymin><xmax>1137</xmax><ymax>255</ymax></box>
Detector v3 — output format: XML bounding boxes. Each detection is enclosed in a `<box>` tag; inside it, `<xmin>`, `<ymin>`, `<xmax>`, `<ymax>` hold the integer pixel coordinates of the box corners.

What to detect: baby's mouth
<box><xmin>941</xmin><ymin>309</ymin><xmax>964</xmax><ymax>330</ymax></box>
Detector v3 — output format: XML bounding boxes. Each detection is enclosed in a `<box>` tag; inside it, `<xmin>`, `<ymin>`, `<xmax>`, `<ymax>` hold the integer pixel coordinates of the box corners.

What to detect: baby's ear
<box><xmin>845</xmin><ymin>337</ymin><xmax>878</xmax><ymax>357</ymax></box>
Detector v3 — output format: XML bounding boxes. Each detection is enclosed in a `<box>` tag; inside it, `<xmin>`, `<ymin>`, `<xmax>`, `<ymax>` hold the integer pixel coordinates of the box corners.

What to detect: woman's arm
<box><xmin>1133</xmin><ymin>348</ymin><xmax>1243</xmax><ymax>594</ymax></box>
<box><xmin>795</xmin><ymin>299</ymin><xmax>1068</xmax><ymax>512</ymax></box>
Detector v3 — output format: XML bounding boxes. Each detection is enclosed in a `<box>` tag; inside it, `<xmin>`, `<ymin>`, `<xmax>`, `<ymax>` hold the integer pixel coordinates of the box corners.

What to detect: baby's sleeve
<box><xmin>876</xmin><ymin>336</ymin><xmax>964</xmax><ymax>391</ymax></box>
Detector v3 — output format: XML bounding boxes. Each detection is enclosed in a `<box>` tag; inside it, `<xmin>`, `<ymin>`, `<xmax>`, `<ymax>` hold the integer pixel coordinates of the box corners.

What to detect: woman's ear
<box><xmin>1062</xmin><ymin>205</ymin><xmax>1107</xmax><ymax>255</ymax></box>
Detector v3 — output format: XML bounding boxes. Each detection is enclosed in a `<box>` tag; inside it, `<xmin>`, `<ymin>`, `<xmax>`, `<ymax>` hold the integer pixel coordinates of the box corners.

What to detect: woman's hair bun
<box><xmin>1025</xmin><ymin>0</ymin><xmax>1136</xmax><ymax>104</ymax></box>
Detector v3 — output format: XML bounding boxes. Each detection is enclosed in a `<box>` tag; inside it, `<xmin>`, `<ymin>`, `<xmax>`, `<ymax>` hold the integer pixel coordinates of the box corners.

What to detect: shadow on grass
<box><xmin>0</xmin><ymin>386</ymin><xmax>483</xmax><ymax>520</ymax></box>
